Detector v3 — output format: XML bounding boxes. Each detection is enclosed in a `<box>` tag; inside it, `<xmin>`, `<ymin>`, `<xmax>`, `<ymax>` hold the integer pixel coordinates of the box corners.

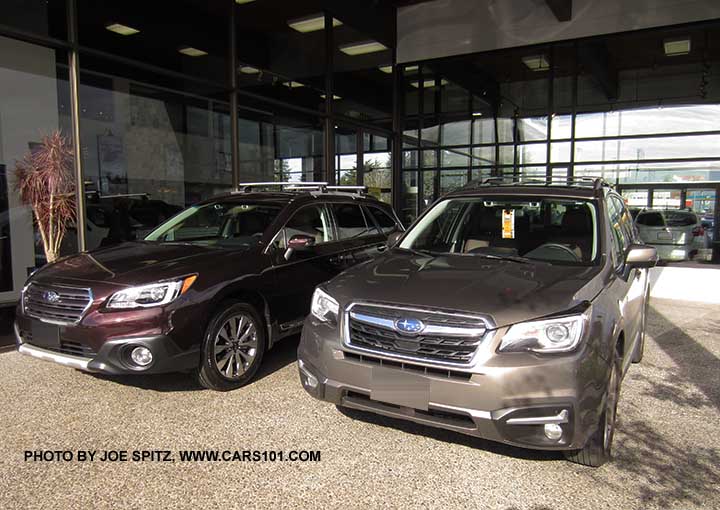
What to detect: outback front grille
<box><xmin>23</xmin><ymin>283</ymin><xmax>92</xmax><ymax>325</ymax></box>
<box><xmin>345</xmin><ymin>304</ymin><xmax>490</xmax><ymax>366</ymax></box>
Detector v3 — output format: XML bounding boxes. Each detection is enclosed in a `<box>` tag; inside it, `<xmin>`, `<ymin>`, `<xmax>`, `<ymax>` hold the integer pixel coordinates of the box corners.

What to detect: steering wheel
<box><xmin>531</xmin><ymin>243</ymin><xmax>580</xmax><ymax>262</ymax></box>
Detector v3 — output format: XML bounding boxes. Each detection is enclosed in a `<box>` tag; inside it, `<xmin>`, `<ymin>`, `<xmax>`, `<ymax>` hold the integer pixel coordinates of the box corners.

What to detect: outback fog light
<box><xmin>544</xmin><ymin>423</ymin><xmax>563</xmax><ymax>441</ymax></box>
<box><xmin>130</xmin><ymin>346</ymin><xmax>153</xmax><ymax>367</ymax></box>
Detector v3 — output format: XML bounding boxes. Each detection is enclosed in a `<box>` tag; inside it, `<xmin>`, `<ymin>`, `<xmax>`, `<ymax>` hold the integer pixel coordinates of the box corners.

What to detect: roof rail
<box><xmin>235</xmin><ymin>182</ymin><xmax>368</xmax><ymax>196</ymax></box>
<box><xmin>465</xmin><ymin>175</ymin><xmax>611</xmax><ymax>191</ymax></box>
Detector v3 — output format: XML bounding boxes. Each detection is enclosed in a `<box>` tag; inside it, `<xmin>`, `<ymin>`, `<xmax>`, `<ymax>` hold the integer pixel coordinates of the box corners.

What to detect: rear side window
<box><xmin>331</xmin><ymin>203</ymin><xmax>379</xmax><ymax>240</ymax></box>
<box><xmin>636</xmin><ymin>212</ymin><xmax>664</xmax><ymax>227</ymax></box>
<box><xmin>365</xmin><ymin>206</ymin><xmax>400</xmax><ymax>235</ymax></box>
<box><xmin>665</xmin><ymin>211</ymin><xmax>697</xmax><ymax>227</ymax></box>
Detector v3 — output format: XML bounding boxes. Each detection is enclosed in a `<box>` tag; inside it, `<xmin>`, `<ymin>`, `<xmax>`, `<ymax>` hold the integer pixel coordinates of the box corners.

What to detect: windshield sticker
<box><xmin>502</xmin><ymin>209</ymin><xmax>515</xmax><ymax>239</ymax></box>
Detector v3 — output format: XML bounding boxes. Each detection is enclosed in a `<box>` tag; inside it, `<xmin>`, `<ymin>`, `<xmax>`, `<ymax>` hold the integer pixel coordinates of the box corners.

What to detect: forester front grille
<box><xmin>345</xmin><ymin>304</ymin><xmax>490</xmax><ymax>366</ymax></box>
<box><xmin>23</xmin><ymin>283</ymin><xmax>92</xmax><ymax>325</ymax></box>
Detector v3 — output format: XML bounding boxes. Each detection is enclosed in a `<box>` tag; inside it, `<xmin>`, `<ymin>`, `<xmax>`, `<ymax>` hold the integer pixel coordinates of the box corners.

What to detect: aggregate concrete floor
<box><xmin>0</xmin><ymin>298</ymin><xmax>718</xmax><ymax>510</ymax></box>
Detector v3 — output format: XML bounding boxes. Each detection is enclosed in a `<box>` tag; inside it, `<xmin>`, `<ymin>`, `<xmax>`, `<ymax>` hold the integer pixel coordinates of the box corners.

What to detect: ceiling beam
<box><xmin>578</xmin><ymin>42</ymin><xmax>618</xmax><ymax>101</ymax></box>
<box><xmin>545</xmin><ymin>0</ymin><xmax>572</xmax><ymax>22</ymax></box>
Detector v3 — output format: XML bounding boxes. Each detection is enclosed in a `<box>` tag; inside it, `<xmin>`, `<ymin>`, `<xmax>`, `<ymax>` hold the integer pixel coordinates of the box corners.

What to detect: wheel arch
<box><xmin>206</xmin><ymin>285</ymin><xmax>275</xmax><ymax>348</ymax></box>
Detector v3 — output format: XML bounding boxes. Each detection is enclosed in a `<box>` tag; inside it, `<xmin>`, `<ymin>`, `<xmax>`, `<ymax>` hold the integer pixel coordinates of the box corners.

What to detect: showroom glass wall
<box><xmin>399</xmin><ymin>23</ymin><xmax>720</xmax><ymax>226</ymax></box>
<box><xmin>0</xmin><ymin>0</ymin><xmax>398</xmax><ymax>318</ymax></box>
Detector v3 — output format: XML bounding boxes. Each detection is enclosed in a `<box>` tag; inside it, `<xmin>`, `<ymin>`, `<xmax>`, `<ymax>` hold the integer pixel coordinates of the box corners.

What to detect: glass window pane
<box><xmin>472</xmin><ymin>117</ymin><xmax>496</xmax><ymax>145</ymax></box>
<box><xmin>518</xmin><ymin>143</ymin><xmax>547</xmax><ymax>165</ymax></box>
<box><xmin>576</xmin><ymin>134</ymin><xmax>720</xmax><ymax>162</ymax></box>
<box><xmin>442</xmin><ymin>121</ymin><xmax>470</xmax><ymax>145</ymax></box>
<box><xmin>551</xmin><ymin>142</ymin><xmax>572</xmax><ymax>163</ymax></box>
<box><xmin>441</xmin><ymin>148</ymin><xmax>471</xmax><ymax>167</ymax></box>
<box><xmin>518</xmin><ymin>117</ymin><xmax>548</xmax><ymax>141</ymax></box>
<box><xmin>363</xmin><ymin>153</ymin><xmax>391</xmax><ymax>203</ymax></box>
<box><xmin>4</xmin><ymin>0</ymin><xmax>67</xmax><ymax>40</ymax></box>
<box><xmin>472</xmin><ymin>146</ymin><xmax>495</xmax><ymax>166</ymax></box>
<box><xmin>331</xmin><ymin>203</ymin><xmax>378</xmax><ymax>239</ymax></box>
<box><xmin>551</xmin><ymin>114</ymin><xmax>573</xmax><ymax>139</ymax></box>
<box><xmin>400</xmin><ymin>171</ymin><xmax>418</xmax><ymax>225</ymax></box>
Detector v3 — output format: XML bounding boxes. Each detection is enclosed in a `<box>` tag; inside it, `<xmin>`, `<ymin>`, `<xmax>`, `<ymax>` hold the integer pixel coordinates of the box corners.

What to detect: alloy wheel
<box><xmin>213</xmin><ymin>313</ymin><xmax>258</xmax><ymax>380</ymax></box>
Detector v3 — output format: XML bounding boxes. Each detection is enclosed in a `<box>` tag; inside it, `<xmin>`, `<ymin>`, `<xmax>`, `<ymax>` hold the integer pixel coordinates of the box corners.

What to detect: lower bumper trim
<box><xmin>18</xmin><ymin>343</ymin><xmax>94</xmax><ymax>372</ymax></box>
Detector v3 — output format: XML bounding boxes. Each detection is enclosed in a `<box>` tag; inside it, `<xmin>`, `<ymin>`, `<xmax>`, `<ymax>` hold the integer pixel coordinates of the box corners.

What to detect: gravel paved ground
<box><xmin>0</xmin><ymin>298</ymin><xmax>718</xmax><ymax>510</ymax></box>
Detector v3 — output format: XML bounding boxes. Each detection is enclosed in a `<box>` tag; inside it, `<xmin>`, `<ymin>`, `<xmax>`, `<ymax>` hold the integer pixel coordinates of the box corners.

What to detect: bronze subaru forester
<box><xmin>298</xmin><ymin>178</ymin><xmax>658</xmax><ymax>466</ymax></box>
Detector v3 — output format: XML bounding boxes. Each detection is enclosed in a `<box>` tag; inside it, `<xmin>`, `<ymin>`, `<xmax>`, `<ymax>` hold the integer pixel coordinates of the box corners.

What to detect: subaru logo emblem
<box><xmin>394</xmin><ymin>318</ymin><xmax>424</xmax><ymax>335</ymax></box>
<box><xmin>43</xmin><ymin>291</ymin><xmax>61</xmax><ymax>303</ymax></box>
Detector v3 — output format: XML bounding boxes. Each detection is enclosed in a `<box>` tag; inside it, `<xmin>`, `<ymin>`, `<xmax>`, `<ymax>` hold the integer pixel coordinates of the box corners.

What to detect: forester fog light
<box><xmin>544</xmin><ymin>423</ymin><xmax>563</xmax><ymax>441</ymax></box>
<box><xmin>130</xmin><ymin>346</ymin><xmax>153</xmax><ymax>367</ymax></box>
<box><xmin>298</xmin><ymin>359</ymin><xmax>318</xmax><ymax>389</ymax></box>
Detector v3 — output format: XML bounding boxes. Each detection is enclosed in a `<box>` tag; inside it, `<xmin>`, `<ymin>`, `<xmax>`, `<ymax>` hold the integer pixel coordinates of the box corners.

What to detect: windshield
<box><xmin>665</xmin><ymin>211</ymin><xmax>697</xmax><ymax>227</ymax></box>
<box><xmin>399</xmin><ymin>196</ymin><xmax>599</xmax><ymax>265</ymax></box>
<box><xmin>145</xmin><ymin>200</ymin><xmax>283</xmax><ymax>248</ymax></box>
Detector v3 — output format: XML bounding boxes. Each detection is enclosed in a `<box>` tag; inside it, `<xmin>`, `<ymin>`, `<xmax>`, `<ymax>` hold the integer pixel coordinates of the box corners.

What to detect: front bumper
<box><xmin>14</xmin><ymin>321</ymin><xmax>199</xmax><ymax>375</ymax></box>
<box><xmin>298</xmin><ymin>319</ymin><xmax>604</xmax><ymax>451</ymax></box>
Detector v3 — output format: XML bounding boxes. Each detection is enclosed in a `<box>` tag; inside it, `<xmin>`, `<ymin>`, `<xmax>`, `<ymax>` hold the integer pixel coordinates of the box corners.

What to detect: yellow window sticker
<box><xmin>502</xmin><ymin>209</ymin><xmax>515</xmax><ymax>239</ymax></box>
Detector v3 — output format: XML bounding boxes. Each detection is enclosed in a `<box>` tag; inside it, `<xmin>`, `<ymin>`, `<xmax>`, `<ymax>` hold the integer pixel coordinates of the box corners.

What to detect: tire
<box><xmin>564</xmin><ymin>355</ymin><xmax>621</xmax><ymax>467</ymax></box>
<box><xmin>196</xmin><ymin>301</ymin><xmax>266</xmax><ymax>391</ymax></box>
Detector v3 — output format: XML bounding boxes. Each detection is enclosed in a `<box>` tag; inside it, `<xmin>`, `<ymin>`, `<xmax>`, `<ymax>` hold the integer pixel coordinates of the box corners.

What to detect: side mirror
<box><xmin>284</xmin><ymin>234</ymin><xmax>315</xmax><ymax>261</ymax></box>
<box><xmin>625</xmin><ymin>244</ymin><xmax>658</xmax><ymax>269</ymax></box>
<box><xmin>386</xmin><ymin>231</ymin><xmax>403</xmax><ymax>248</ymax></box>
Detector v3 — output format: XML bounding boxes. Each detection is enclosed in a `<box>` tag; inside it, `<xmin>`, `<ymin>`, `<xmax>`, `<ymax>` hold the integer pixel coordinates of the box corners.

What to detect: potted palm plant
<box><xmin>15</xmin><ymin>131</ymin><xmax>76</xmax><ymax>264</ymax></box>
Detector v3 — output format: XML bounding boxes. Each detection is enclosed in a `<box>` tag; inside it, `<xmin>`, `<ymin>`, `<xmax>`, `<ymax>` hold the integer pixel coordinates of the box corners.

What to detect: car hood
<box><xmin>327</xmin><ymin>250</ymin><xmax>606</xmax><ymax>329</ymax></box>
<box><xmin>32</xmin><ymin>241</ymin><xmax>245</xmax><ymax>287</ymax></box>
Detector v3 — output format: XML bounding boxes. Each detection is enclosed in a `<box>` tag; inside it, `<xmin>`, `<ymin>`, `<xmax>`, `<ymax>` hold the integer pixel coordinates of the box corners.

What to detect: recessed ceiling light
<box><xmin>105</xmin><ymin>23</ymin><xmax>140</xmax><ymax>36</ymax></box>
<box><xmin>282</xmin><ymin>81</ymin><xmax>305</xmax><ymax>88</ymax></box>
<box><xmin>378</xmin><ymin>65</ymin><xmax>393</xmax><ymax>74</ymax></box>
<box><xmin>522</xmin><ymin>55</ymin><xmax>550</xmax><ymax>71</ymax></box>
<box><xmin>664</xmin><ymin>37</ymin><xmax>691</xmax><ymax>56</ymax></box>
<box><xmin>320</xmin><ymin>94</ymin><xmax>342</xmax><ymax>100</ymax></box>
<box><xmin>406</xmin><ymin>65</ymin><xmax>419</xmax><ymax>72</ymax></box>
<box><xmin>339</xmin><ymin>41</ymin><xmax>388</xmax><ymax>56</ymax></box>
<box><xmin>410</xmin><ymin>79</ymin><xmax>449</xmax><ymax>88</ymax></box>
<box><xmin>179</xmin><ymin>46</ymin><xmax>208</xmax><ymax>57</ymax></box>
<box><xmin>287</xmin><ymin>14</ymin><xmax>342</xmax><ymax>33</ymax></box>
<box><xmin>239</xmin><ymin>65</ymin><xmax>260</xmax><ymax>74</ymax></box>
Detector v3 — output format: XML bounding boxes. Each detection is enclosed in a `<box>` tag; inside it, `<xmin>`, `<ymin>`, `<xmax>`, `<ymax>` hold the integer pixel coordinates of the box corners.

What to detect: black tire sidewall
<box><xmin>199</xmin><ymin>301</ymin><xmax>266</xmax><ymax>391</ymax></box>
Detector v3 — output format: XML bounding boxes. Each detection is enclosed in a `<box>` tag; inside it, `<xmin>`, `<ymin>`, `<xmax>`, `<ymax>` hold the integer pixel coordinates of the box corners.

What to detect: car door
<box><xmin>328</xmin><ymin>201</ymin><xmax>385</xmax><ymax>267</ymax></box>
<box><xmin>267</xmin><ymin>203</ymin><xmax>341</xmax><ymax>332</ymax></box>
<box><xmin>608</xmin><ymin>195</ymin><xmax>646</xmax><ymax>370</ymax></box>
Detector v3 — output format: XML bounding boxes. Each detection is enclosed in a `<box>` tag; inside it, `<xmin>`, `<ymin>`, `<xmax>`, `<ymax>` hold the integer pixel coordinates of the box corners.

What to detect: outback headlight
<box><xmin>106</xmin><ymin>275</ymin><xmax>197</xmax><ymax>309</ymax></box>
<box><xmin>310</xmin><ymin>287</ymin><xmax>339</xmax><ymax>325</ymax></box>
<box><xmin>499</xmin><ymin>312</ymin><xmax>588</xmax><ymax>353</ymax></box>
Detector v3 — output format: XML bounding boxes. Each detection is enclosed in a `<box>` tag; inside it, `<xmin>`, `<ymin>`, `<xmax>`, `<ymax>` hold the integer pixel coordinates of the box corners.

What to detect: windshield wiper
<box><xmin>474</xmin><ymin>254</ymin><xmax>533</xmax><ymax>264</ymax></box>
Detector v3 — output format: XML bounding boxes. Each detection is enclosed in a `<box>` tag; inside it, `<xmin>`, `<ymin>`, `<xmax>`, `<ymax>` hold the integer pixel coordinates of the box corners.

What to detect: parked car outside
<box><xmin>700</xmin><ymin>213</ymin><xmax>715</xmax><ymax>244</ymax></box>
<box><xmin>298</xmin><ymin>178</ymin><xmax>657</xmax><ymax>466</ymax></box>
<box><xmin>635</xmin><ymin>209</ymin><xmax>707</xmax><ymax>261</ymax></box>
<box><xmin>15</xmin><ymin>184</ymin><xmax>403</xmax><ymax>391</ymax></box>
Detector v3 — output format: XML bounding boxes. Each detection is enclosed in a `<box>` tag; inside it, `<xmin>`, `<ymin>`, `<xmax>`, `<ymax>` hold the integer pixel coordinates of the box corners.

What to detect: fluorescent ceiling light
<box><xmin>235</xmin><ymin>0</ymin><xmax>257</xmax><ymax>4</ymax></box>
<box><xmin>380</xmin><ymin>65</ymin><xmax>418</xmax><ymax>74</ymax></box>
<box><xmin>239</xmin><ymin>65</ymin><xmax>260</xmax><ymax>74</ymax></box>
<box><xmin>178</xmin><ymin>46</ymin><xmax>208</xmax><ymax>57</ymax></box>
<box><xmin>105</xmin><ymin>23</ymin><xmax>140</xmax><ymax>36</ymax></box>
<box><xmin>522</xmin><ymin>55</ymin><xmax>550</xmax><ymax>71</ymax></box>
<box><xmin>283</xmin><ymin>81</ymin><xmax>305</xmax><ymax>88</ymax></box>
<box><xmin>321</xmin><ymin>94</ymin><xmax>342</xmax><ymax>100</ymax></box>
<box><xmin>664</xmin><ymin>37</ymin><xmax>691</xmax><ymax>56</ymax></box>
<box><xmin>410</xmin><ymin>79</ymin><xmax>449</xmax><ymax>88</ymax></box>
<box><xmin>287</xmin><ymin>14</ymin><xmax>342</xmax><ymax>33</ymax></box>
<box><xmin>339</xmin><ymin>41</ymin><xmax>388</xmax><ymax>56</ymax></box>
<box><xmin>472</xmin><ymin>112</ymin><xmax>483</xmax><ymax>117</ymax></box>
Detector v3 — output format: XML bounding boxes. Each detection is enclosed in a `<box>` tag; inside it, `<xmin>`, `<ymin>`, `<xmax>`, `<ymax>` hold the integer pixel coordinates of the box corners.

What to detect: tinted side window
<box><xmin>331</xmin><ymin>203</ymin><xmax>379</xmax><ymax>239</ymax></box>
<box><xmin>365</xmin><ymin>206</ymin><xmax>400</xmax><ymax>235</ymax></box>
<box><xmin>636</xmin><ymin>212</ymin><xmax>664</xmax><ymax>227</ymax></box>
<box><xmin>607</xmin><ymin>198</ymin><xmax>627</xmax><ymax>269</ymax></box>
<box><xmin>275</xmin><ymin>205</ymin><xmax>334</xmax><ymax>249</ymax></box>
<box><xmin>613</xmin><ymin>197</ymin><xmax>636</xmax><ymax>246</ymax></box>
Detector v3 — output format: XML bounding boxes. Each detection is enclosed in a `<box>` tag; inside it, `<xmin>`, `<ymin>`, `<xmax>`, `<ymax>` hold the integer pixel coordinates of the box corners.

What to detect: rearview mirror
<box><xmin>386</xmin><ymin>231</ymin><xmax>403</xmax><ymax>248</ymax></box>
<box><xmin>625</xmin><ymin>244</ymin><xmax>658</xmax><ymax>269</ymax></box>
<box><xmin>284</xmin><ymin>234</ymin><xmax>315</xmax><ymax>261</ymax></box>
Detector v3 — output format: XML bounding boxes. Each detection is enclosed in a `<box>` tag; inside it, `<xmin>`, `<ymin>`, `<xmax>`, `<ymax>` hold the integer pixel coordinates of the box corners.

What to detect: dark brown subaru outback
<box><xmin>298</xmin><ymin>178</ymin><xmax>657</xmax><ymax>466</ymax></box>
<box><xmin>15</xmin><ymin>183</ymin><xmax>402</xmax><ymax>391</ymax></box>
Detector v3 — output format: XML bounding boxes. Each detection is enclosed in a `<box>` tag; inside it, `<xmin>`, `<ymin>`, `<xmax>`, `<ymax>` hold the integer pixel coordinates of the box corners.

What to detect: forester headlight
<box><xmin>310</xmin><ymin>287</ymin><xmax>339</xmax><ymax>325</ymax></box>
<box><xmin>106</xmin><ymin>275</ymin><xmax>197</xmax><ymax>309</ymax></box>
<box><xmin>499</xmin><ymin>312</ymin><xmax>588</xmax><ymax>353</ymax></box>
